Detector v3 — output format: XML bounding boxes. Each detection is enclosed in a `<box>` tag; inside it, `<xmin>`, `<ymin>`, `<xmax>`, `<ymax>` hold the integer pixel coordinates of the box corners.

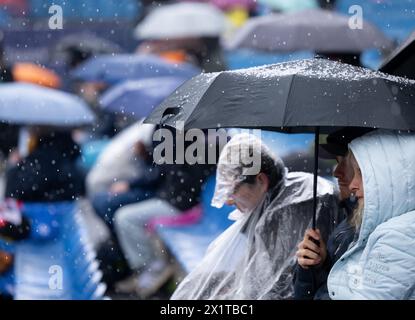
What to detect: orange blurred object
<box><xmin>158</xmin><ymin>50</ymin><xmax>189</xmax><ymax>64</ymax></box>
<box><xmin>13</xmin><ymin>63</ymin><xmax>62</xmax><ymax>88</ymax></box>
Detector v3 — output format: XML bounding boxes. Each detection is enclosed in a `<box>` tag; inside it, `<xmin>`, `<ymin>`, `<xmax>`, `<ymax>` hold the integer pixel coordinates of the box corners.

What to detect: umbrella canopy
<box><xmin>99</xmin><ymin>77</ymin><xmax>189</xmax><ymax>120</ymax></box>
<box><xmin>71</xmin><ymin>54</ymin><xmax>200</xmax><ymax>85</ymax></box>
<box><xmin>52</xmin><ymin>32</ymin><xmax>124</xmax><ymax>68</ymax></box>
<box><xmin>134</xmin><ymin>2</ymin><xmax>228</xmax><ymax>40</ymax></box>
<box><xmin>258</xmin><ymin>0</ymin><xmax>317</xmax><ymax>12</ymax></box>
<box><xmin>55</xmin><ymin>32</ymin><xmax>123</xmax><ymax>55</ymax></box>
<box><xmin>145</xmin><ymin>58</ymin><xmax>415</xmax><ymax>132</ymax></box>
<box><xmin>0</xmin><ymin>83</ymin><xmax>95</xmax><ymax>126</ymax></box>
<box><xmin>379</xmin><ymin>31</ymin><xmax>415</xmax><ymax>79</ymax></box>
<box><xmin>12</xmin><ymin>63</ymin><xmax>61</xmax><ymax>88</ymax></box>
<box><xmin>226</xmin><ymin>9</ymin><xmax>394</xmax><ymax>53</ymax></box>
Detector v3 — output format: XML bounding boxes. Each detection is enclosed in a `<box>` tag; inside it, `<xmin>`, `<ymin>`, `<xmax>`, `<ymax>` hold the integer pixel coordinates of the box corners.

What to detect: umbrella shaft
<box><xmin>313</xmin><ymin>127</ymin><xmax>320</xmax><ymax>230</ymax></box>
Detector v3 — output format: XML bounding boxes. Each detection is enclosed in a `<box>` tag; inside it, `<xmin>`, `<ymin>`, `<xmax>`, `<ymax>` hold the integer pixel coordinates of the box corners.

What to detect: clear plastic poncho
<box><xmin>171</xmin><ymin>133</ymin><xmax>341</xmax><ymax>300</ymax></box>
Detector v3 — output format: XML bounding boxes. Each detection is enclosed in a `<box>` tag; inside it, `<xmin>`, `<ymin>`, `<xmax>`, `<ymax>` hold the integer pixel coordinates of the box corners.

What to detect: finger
<box><xmin>298</xmin><ymin>241</ymin><xmax>307</xmax><ymax>250</ymax></box>
<box><xmin>295</xmin><ymin>249</ymin><xmax>307</xmax><ymax>258</ymax></box>
<box><xmin>298</xmin><ymin>257</ymin><xmax>320</xmax><ymax>267</ymax></box>
<box><xmin>298</xmin><ymin>249</ymin><xmax>320</xmax><ymax>261</ymax></box>
<box><xmin>303</xmin><ymin>239</ymin><xmax>320</xmax><ymax>254</ymax></box>
<box><xmin>297</xmin><ymin>258</ymin><xmax>309</xmax><ymax>269</ymax></box>
<box><xmin>306</xmin><ymin>229</ymin><xmax>320</xmax><ymax>241</ymax></box>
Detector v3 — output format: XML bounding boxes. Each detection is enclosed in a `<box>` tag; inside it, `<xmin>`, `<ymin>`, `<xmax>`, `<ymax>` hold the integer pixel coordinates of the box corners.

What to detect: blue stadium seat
<box><xmin>10</xmin><ymin>202</ymin><xmax>106</xmax><ymax>300</ymax></box>
<box><xmin>0</xmin><ymin>267</ymin><xmax>14</xmax><ymax>297</ymax></box>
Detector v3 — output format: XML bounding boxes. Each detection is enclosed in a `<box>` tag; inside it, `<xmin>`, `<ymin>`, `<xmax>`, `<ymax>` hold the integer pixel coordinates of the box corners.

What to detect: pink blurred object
<box><xmin>146</xmin><ymin>205</ymin><xmax>203</xmax><ymax>234</ymax></box>
<box><xmin>212</xmin><ymin>0</ymin><xmax>256</xmax><ymax>10</ymax></box>
<box><xmin>179</xmin><ymin>0</ymin><xmax>256</xmax><ymax>11</ymax></box>
<box><xmin>0</xmin><ymin>0</ymin><xmax>28</xmax><ymax>16</ymax></box>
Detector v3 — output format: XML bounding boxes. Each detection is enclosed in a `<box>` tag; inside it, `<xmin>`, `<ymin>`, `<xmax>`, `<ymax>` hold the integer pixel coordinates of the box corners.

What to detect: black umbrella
<box><xmin>379</xmin><ymin>31</ymin><xmax>415</xmax><ymax>79</ymax></box>
<box><xmin>145</xmin><ymin>58</ymin><xmax>415</xmax><ymax>228</ymax></box>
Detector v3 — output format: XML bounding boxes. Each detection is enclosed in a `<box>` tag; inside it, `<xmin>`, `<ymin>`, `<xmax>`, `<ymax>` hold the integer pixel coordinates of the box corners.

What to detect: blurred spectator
<box><xmin>86</xmin><ymin>122</ymin><xmax>156</xmax><ymax>196</ymax></box>
<box><xmin>112</xmin><ymin>127</ymin><xmax>215</xmax><ymax>297</ymax></box>
<box><xmin>72</xmin><ymin>80</ymin><xmax>119</xmax><ymax>139</ymax></box>
<box><xmin>0</xmin><ymin>124</ymin><xmax>18</xmax><ymax>159</ymax></box>
<box><xmin>5</xmin><ymin>128</ymin><xmax>85</xmax><ymax>202</ymax></box>
<box><xmin>91</xmin><ymin>139</ymin><xmax>159</xmax><ymax>231</ymax></box>
<box><xmin>0</xmin><ymin>31</ymin><xmax>13</xmax><ymax>83</ymax></box>
<box><xmin>1</xmin><ymin>128</ymin><xmax>85</xmax><ymax>300</ymax></box>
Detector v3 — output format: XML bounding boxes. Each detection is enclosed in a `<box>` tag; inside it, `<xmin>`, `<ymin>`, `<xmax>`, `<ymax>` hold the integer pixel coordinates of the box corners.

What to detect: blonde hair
<box><xmin>349</xmin><ymin>200</ymin><xmax>364</xmax><ymax>231</ymax></box>
<box><xmin>347</xmin><ymin>150</ymin><xmax>364</xmax><ymax>230</ymax></box>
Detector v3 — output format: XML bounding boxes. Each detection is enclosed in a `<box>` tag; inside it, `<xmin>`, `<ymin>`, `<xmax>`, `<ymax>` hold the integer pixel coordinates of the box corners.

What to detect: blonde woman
<box><xmin>327</xmin><ymin>130</ymin><xmax>415</xmax><ymax>299</ymax></box>
<box><xmin>296</xmin><ymin>129</ymin><xmax>415</xmax><ymax>299</ymax></box>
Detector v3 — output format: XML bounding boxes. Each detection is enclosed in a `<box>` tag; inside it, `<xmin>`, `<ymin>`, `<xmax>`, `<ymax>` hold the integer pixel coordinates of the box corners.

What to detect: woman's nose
<box><xmin>333</xmin><ymin>164</ymin><xmax>344</xmax><ymax>179</ymax></box>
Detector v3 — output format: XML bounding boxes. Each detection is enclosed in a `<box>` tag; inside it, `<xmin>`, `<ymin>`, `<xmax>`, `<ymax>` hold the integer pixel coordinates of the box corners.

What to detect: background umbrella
<box><xmin>0</xmin><ymin>83</ymin><xmax>95</xmax><ymax>126</ymax></box>
<box><xmin>99</xmin><ymin>77</ymin><xmax>189</xmax><ymax>120</ymax></box>
<box><xmin>52</xmin><ymin>32</ymin><xmax>124</xmax><ymax>69</ymax></box>
<box><xmin>379</xmin><ymin>31</ymin><xmax>415</xmax><ymax>79</ymax></box>
<box><xmin>145</xmin><ymin>58</ymin><xmax>415</xmax><ymax>227</ymax></box>
<box><xmin>71</xmin><ymin>54</ymin><xmax>200</xmax><ymax>85</ymax></box>
<box><xmin>226</xmin><ymin>9</ymin><xmax>393</xmax><ymax>53</ymax></box>
<box><xmin>134</xmin><ymin>2</ymin><xmax>228</xmax><ymax>40</ymax></box>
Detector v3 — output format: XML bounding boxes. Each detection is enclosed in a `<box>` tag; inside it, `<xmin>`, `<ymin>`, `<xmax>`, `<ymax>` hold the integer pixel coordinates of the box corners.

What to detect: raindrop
<box><xmin>391</xmin><ymin>86</ymin><xmax>399</xmax><ymax>95</ymax></box>
<box><xmin>390</xmin><ymin>102</ymin><xmax>401</xmax><ymax>116</ymax></box>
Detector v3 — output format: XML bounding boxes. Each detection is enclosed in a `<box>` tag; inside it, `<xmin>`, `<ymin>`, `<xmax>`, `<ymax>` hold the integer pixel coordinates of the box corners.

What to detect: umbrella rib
<box><xmin>185</xmin><ymin>72</ymin><xmax>223</xmax><ymax>128</ymax></box>
<box><xmin>281</xmin><ymin>74</ymin><xmax>297</xmax><ymax>131</ymax></box>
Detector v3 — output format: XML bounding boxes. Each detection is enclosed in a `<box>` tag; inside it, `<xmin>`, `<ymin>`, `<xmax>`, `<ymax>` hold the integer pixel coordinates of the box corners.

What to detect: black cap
<box><xmin>319</xmin><ymin>127</ymin><xmax>374</xmax><ymax>159</ymax></box>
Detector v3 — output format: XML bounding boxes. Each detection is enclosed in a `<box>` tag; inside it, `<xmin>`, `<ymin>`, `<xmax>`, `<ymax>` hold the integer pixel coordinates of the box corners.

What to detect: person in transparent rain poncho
<box><xmin>171</xmin><ymin>133</ymin><xmax>342</xmax><ymax>300</ymax></box>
